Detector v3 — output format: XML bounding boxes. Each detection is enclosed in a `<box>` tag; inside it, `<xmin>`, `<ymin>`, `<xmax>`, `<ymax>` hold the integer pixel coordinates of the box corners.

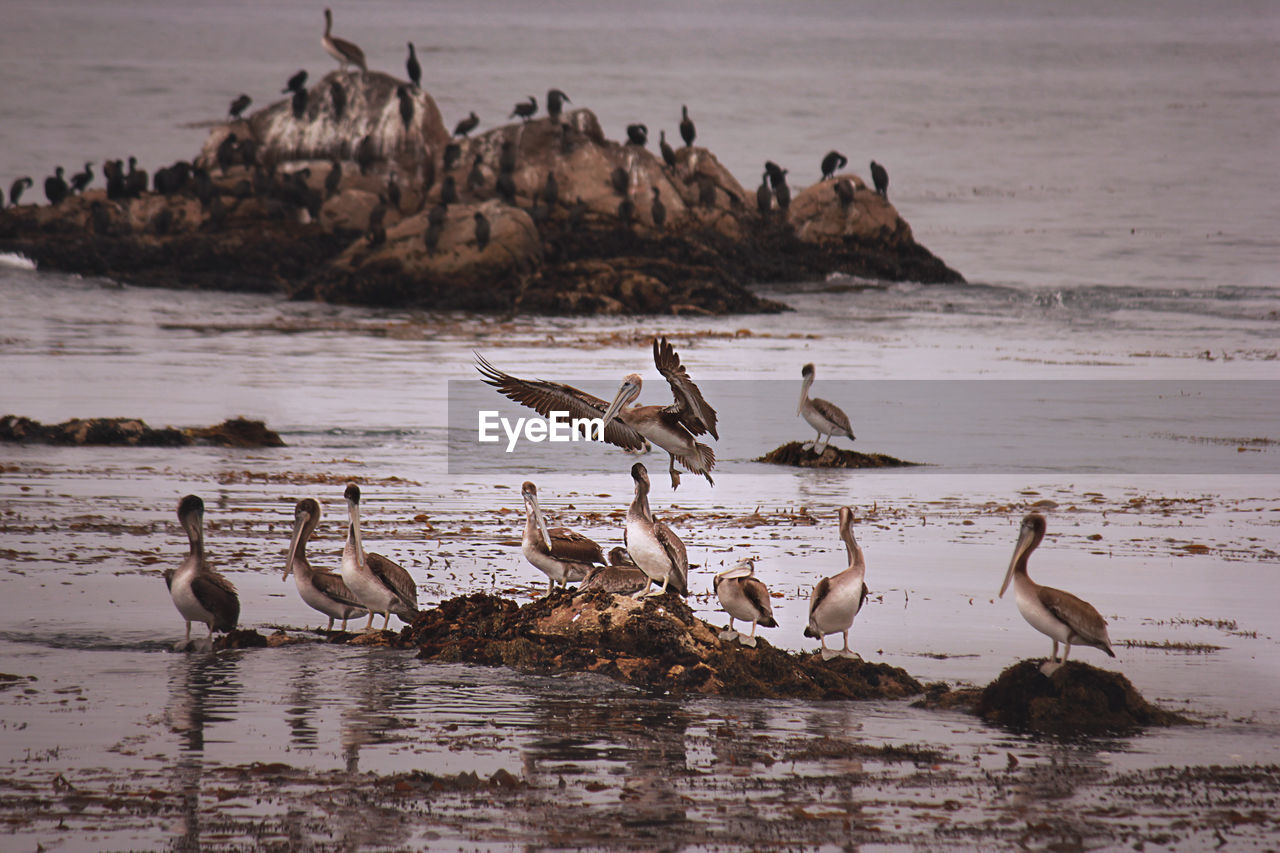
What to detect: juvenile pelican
<box><xmin>521</xmin><ymin>481</ymin><xmax>604</xmax><ymax>593</ymax></box>
<box><xmin>714</xmin><ymin>559</ymin><xmax>777</xmax><ymax>647</ymax></box>
<box><xmin>322</xmin><ymin>8</ymin><xmax>367</xmax><ymax>73</ymax></box>
<box><xmin>165</xmin><ymin>495</ymin><xmax>240</xmax><ymax>645</ymax></box>
<box><xmin>477</xmin><ymin>336</ymin><xmax>718</xmax><ymax>489</ymax></box>
<box><xmin>624</xmin><ymin>463</ymin><xmax>688</xmax><ymax>598</ymax></box>
<box><xmin>580</xmin><ymin>548</ymin><xmax>650</xmax><ymax>594</ymax></box>
<box><xmin>1000</xmin><ymin>513</ymin><xmax>1115</xmax><ymax>674</ymax></box>
<box><xmin>340</xmin><ymin>484</ymin><xmax>418</xmax><ymax>630</ymax></box>
<box><xmin>804</xmin><ymin>507</ymin><xmax>869</xmax><ymax>660</ymax></box>
<box><xmin>798</xmin><ymin>363</ymin><xmax>855</xmax><ymax>453</ymax></box>
<box><xmin>284</xmin><ymin>498</ymin><xmax>367</xmax><ymax>631</ymax></box>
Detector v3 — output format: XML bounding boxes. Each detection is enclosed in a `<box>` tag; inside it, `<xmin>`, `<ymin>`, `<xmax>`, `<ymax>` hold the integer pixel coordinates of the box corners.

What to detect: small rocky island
<box><xmin>0</xmin><ymin>71</ymin><xmax>962</xmax><ymax>315</ymax></box>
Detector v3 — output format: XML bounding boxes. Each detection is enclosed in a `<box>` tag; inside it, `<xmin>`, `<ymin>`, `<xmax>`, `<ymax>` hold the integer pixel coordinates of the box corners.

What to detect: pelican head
<box><xmin>178</xmin><ymin>494</ymin><xmax>204</xmax><ymax>549</ymax></box>
<box><xmin>343</xmin><ymin>483</ymin><xmax>363</xmax><ymax>554</ymax></box>
<box><xmin>521</xmin><ymin>481</ymin><xmax>553</xmax><ymax>550</ymax></box>
<box><xmin>1000</xmin><ymin>512</ymin><xmax>1047</xmax><ymax>597</ymax></box>
<box><xmin>838</xmin><ymin>506</ymin><xmax>865</xmax><ymax>568</ymax></box>
<box><xmin>631</xmin><ymin>461</ymin><xmax>650</xmax><ymax>492</ymax></box>
<box><xmin>715</xmin><ymin>558</ymin><xmax>756</xmax><ymax>586</ymax></box>
<box><xmin>344</xmin><ymin>483</ymin><xmax>361</xmax><ymax>506</ymax></box>
<box><xmin>799</xmin><ymin>363</ymin><xmax>816</xmax><ymax>413</ymax></box>
<box><xmin>601</xmin><ymin>373</ymin><xmax>643</xmax><ymax>425</ymax></box>
<box><xmin>284</xmin><ymin>498</ymin><xmax>320</xmax><ymax>581</ymax></box>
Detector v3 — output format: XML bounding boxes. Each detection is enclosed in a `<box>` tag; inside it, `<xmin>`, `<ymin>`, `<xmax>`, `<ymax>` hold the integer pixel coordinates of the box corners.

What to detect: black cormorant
<box><xmin>511</xmin><ymin>96</ymin><xmax>537</xmax><ymax>122</ymax></box>
<box><xmin>495</xmin><ymin>171</ymin><xmax>517</xmax><ymax>203</ymax></box>
<box><xmin>764</xmin><ymin>161</ymin><xmax>785</xmax><ymax>190</ymax></box>
<box><xmin>355</xmin><ymin>134</ymin><xmax>377</xmax><ymax>175</ymax></box>
<box><xmin>406</xmin><ymin>42</ymin><xmax>421</xmax><ymax>88</ymax></box>
<box><xmin>216</xmin><ymin>133</ymin><xmax>238</xmax><ymax>175</ymax></box>
<box><xmin>283</xmin><ymin>69</ymin><xmax>308</xmax><ymax>93</ymax></box>
<box><xmin>542</xmin><ymin>171</ymin><xmax>558</xmax><ymax>208</ymax></box>
<box><xmin>69</xmin><ymin>162</ymin><xmax>94</xmax><ymax>193</ymax></box>
<box><xmin>775</xmin><ymin>175</ymin><xmax>791</xmax><ymax>211</ymax></box>
<box><xmin>756</xmin><ymin>174</ymin><xmax>771</xmax><ymax>220</ymax></box>
<box><xmin>292</xmin><ymin>88</ymin><xmax>308</xmax><ymax>119</ymax></box>
<box><xmin>440</xmin><ymin>174</ymin><xmax>458</xmax><ymax>204</ymax></box>
<box><xmin>397</xmin><ymin>85</ymin><xmax>414</xmax><ymax>129</ymax></box>
<box><xmin>466</xmin><ymin>155</ymin><xmax>485</xmax><ymax>191</ymax></box>
<box><xmin>330</xmin><ymin>80</ymin><xmax>347</xmax><ymax>121</ymax></box>
<box><xmin>626</xmin><ymin>124</ymin><xmax>648</xmax><ymax>147</ymax></box>
<box><xmin>453</xmin><ymin>111</ymin><xmax>479</xmax><ymax>137</ymax></box>
<box><xmin>659</xmin><ymin>130</ymin><xmax>677</xmax><ymax>169</ymax></box>
<box><xmin>324</xmin><ymin>160</ymin><xmax>342</xmax><ymax>198</ymax></box>
<box><xmin>870</xmin><ymin>160</ymin><xmax>888</xmax><ymax>199</ymax></box>
<box><xmin>442</xmin><ymin>142</ymin><xmax>461</xmax><ymax>171</ymax></box>
<box><xmin>499</xmin><ymin>139</ymin><xmax>517</xmax><ymax>174</ymax></box>
<box><xmin>821</xmin><ymin>150</ymin><xmax>847</xmax><ymax>181</ymax></box>
<box><xmin>547</xmin><ymin>88</ymin><xmax>570</xmax><ymax>121</ymax></box>
<box><xmin>679</xmin><ymin>105</ymin><xmax>695</xmax><ymax>147</ymax></box>
<box><xmin>617</xmin><ymin>196</ymin><xmax>635</xmax><ymax>228</ymax></box>
<box><xmin>9</xmin><ymin>176</ymin><xmax>33</xmax><ymax>206</ymax></box>
<box><xmin>473</xmin><ymin>211</ymin><xmax>490</xmax><ymax>250</ymax></box>
<box><xmin>125</xmin><ymin>157</ymin><xmax>147</xmax><ymax>198</ymax></box>
<box><xmin>650</xmin><ymin>187</ymin><xmax>666</xmax><ymax>230</ymax></box>
<box><xmin>610</xmin><ymin>166</ymin><xmax>629</xmax><ymax>196</ymax></box>
<box><xmin>229</xmin><ymin>94</ymin><xmax>252</xmax><ymax>119</ymax></box>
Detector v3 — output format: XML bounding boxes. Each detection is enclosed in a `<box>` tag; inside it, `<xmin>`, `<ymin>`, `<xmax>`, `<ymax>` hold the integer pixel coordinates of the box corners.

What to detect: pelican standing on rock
<box><xmin>804</xmin><ymin>507</ymin><xmax>869</xmax><ymax>660</ymax></box>
<box><xmin>580</xmin><ymin>548</ymin><xmax>650</xmax><ymax>594</ymax></box>
<box><xmin>714</xmin><ymin>559</ymin><xmax>777</xmax><ymax>647</ymax></box>
<box><xmin>340</xmin><ymin>484</ymin><xmax>418</xmax><ymax>630</ymax></box>
<box><xmin>521</xmin><ymin>481</ymin><xmax>604</xmax><ymax>593</ymax></box>
<box><xmin>165</xmin><ymin>495</ymin><xmax>240</xmax><ymax>646</ymax></box>
<box><xmin>798</xmin><ymin>363</ymin><xmax>855</xmax><ymax>453</ymax></box>
<box><xmin>283</xmin><ymin>498</ymin><xmax>367</xmax><ymax>631</ymax></box>
<box><xmin>624</xmin><ymin>463</ymin><xmax>688</xmax><ymax>597</ymax></box>
<box><xmin>322</xmin><ymin>8</ymin><xmax>367</xmax><ymax>73</ymax></box>
<box><xmin>1000</xmin><ymin>513</ymin><xmax>1115</xmax><ymax>674</ymax></box>
<box><xmin>477</xmin><ymin>336</ymin><xmax>718</xmax><ymax>489</ymax></box>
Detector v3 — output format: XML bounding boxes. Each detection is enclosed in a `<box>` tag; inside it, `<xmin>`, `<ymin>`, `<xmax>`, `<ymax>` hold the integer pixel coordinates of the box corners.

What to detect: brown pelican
<box><xmin>322</xmin><ymin>8</ymin><xmax>367</xmax><ymax>73</ymax></box>
<box><xmin>521</xmin><ymin>481</ymin><xmax>604</xmax><ymax>593</ymax></box>
<box><xmin>283</xmin><ymin>498</ymin><xmax>367</xmax><ymax>631</ymax></box>
<box><xmin>579</xmin><ymin>548</ymin><xmax>649</xmax><ymax>594</ymax></box>
<box><xmin>798</xmin><ymin>363</ymin><xmax>854</xmax><ymax>453</ymax></box>
<box><xmin>340</xmin><ymin>484</ymin><xmax>418</xmax><ymax>630</ymax></box>
<box><xmin>713</xmin><ymin>559</ymin><xmax>777</xmax><ymax>647</ymax></box>
<box><xmin>624</xmin><ymin>462</ymin><xmax>688</xmax><ymax>598</ymax></box>
<box><xmin>804</xmin><ymin>507</ymin><xmax>869</xmax><ymax>660</ymax></box>
<box><xmin>165</xmin><ymin>495</ymin><xmax>240</xmax><ymax>645</ymax></box>
<box><xmin>477</xmin><ymin>336</ymin><xmax>718</xmax><ymax>489</ymax></box>
<box><xmin>1000</xmin><ymin>513</ymin><xmax>1115</xmax><ymax>674</ymax></box>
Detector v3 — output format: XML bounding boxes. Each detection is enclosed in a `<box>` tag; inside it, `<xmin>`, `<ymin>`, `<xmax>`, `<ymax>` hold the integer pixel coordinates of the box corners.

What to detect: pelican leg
<box><xmin>837</xmin><ymin>631</ymin><xmax>859</xmax><ymax>659</ymax></box>
<box><xmin>738</xmin><ymin>621</ymin><xmax>758</xmax><ymax>648</ymax></box>
<box><xmin>364</xmin><ymin>611</ymin><xmax>376</xmax><ymax>631</ymax></box>
<box><xmin>383</xmin><ymin>611</ymin><xmax>391</xmax><ymax>630</ymax></box>
<box><xmin>719</xmin><ymin>617</ymin><xmax>739</xmax><ymax>641</ymax></box>
<box><xmin>326</xmin><ymin>617</ymin><xmax>335</xmax><ymax>632</ymax></box>
<box><xmin>185</xmin><ymin>621</ymin><xmax>192</xmax><ymax>642</ymax></box>
<box><xmin>668</xmin><ymin>455</ymin><xmax>682</xmax><ymax>489</ymax></box>
<box><xmin>632</xmin><ymin>577</ymin><xmax>653</xmax><ymax>599</ymax></box>
<box><xmin>1040</xmin><ymin>640</ymin><xmax>1065</xmax><ymax>676</ymax></box>
<box><xmin>340</xmin><ymin>617</ymin><xmax>348</xmax><ymax>631</ymax></box>
<box><xmin>1061</xmin><ymin>642</ymin><xmax>1072</xmax><ymax>664</ymax></box>
<box><xmin>815</xmin><ymin>434</ymin><xmax>831</xmax><ymax>454</ymax></box>
<box><xmin>820</xmin><ymin>635</ymin><xmax>838</xmax><ymax>661</ymax></box>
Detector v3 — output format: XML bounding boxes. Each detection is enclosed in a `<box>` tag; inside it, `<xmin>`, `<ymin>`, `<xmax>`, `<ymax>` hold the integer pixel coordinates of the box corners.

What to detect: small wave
<box><xmin>0</xmin><ymin>252</ymin><xmax>37</xmax><ymax>271</ymax></box>
<box><xmin>0</xmin><ymin>630</ymin><xmax>172</xmax><ymax>653</ymax></box>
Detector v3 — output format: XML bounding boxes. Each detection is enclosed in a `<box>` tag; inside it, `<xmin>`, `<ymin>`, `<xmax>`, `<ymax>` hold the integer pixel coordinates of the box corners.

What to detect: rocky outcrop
<box><xmin>757</xmin><ymin>441</ymin><xmax>920</xmax><ymax>468</ymax></box>
<box><xmin>0</xmin><ymin>415</ymin><xmax>284</xmax><ymax>448</ymax></box>
<box><xmin>0</xmin><ymin>73</ymin><xmax>963</xmax><ymax>315</ymax></box>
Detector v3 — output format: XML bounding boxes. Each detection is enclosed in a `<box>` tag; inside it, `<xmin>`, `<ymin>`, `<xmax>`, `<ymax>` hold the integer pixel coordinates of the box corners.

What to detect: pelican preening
<box><xmin>165</xmin><ymin>495</ymin><xmax>240</xmax><ymax>646</ymax></box>
<box><xmin>477</xmin><ymin>336</ymin><xmax>718</xmax><ymax>489</ymax></box>
<box><xmin>804</xmin><ymin>507</ymin><xmax>869</xmax><ymax>660</ymax></box>
<box><xmin>1001</xmin><ymin>513</ymin><xmax>1115</xmax><ymax>675</ymax></box>
<box><xmin>521</xmin><ymin>481</ymin><xmax>604</xmax><ymax>593</ymax></box>
<box><xmin>322</xmin><ymin>8</ymin><xmax>367</xmax><ymax>73</ymax></box>
<box><xmin>580</xmin><ymin>548</ymin><xmax>650</xmax><ymax>594</ymax></box>
<box><xmin>341</xmin><ymin>484</ymin><xmax>419</xmax><ymax>630</ymax></box>
<box><xmin>713</xmin><ymin>559</ymin><xmax>777</xmax><ymax>647</ymax></box>
<box><xmin>798</xmin><ymin>363</ymin><xmax>855</xmax><ymax>453</ymax></box>
<box><xmin>284</xmin><ymin>498</ymin><xmax>367</xmax><ymax>631</ymax></box>
<box><xmin>624</xmin><ymin>463</ymin><xmax>689</xmax><ymax>598</ymax></box>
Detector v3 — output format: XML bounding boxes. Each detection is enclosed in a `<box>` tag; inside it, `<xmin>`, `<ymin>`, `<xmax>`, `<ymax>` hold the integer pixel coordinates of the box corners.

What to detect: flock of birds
<box><xmin>168</xmin><ymin>337</ymin><xmax>1116</xmax><ymax>674</ymax></box>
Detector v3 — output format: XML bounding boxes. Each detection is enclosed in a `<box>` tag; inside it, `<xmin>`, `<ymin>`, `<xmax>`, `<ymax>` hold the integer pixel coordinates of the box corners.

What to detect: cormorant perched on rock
<box><xmin>292</xmin><ymin>88</ymin><xmax>308</xmax><ymax>120</ymax></box>
<box><xmin>9</xmin><ymin>176</ymin><xmax>32</xmax><ymax>206</ymax></box>
<box><xmin>511</xmin><ymin>95</ymin><xmax>537</xmax><ymax>122</ymax></box>
<box><xmin>473</xmin><ymin>211</ymin><xmax>490</xmax><ymax>250</ymax></box>
<box><xmin>764</xmin><ymin>161</ymin><xmax>785</xmax><ymax>190</ymax></box>
<box><xmin>322</xmin><ymin>8</ymin><xmax>367</xmax><ymax>73</ymax></box>
<box><xmin>542</xmin><ymin>171</ymin><xmax>558</xmax><ymax>208</ymax></box>
<box><xmin>405</xmin><ymin>42</ymin><xmax>421</xmax><ymax>88</ymax></box>
<box><xmin>125</xmin><ymin>157</ymin><xmax>147</xmax><ymax>198</ymax></box>
<box><xmin>324</xmin><ymin>160</ymin><xmax>342</xmax><ymax>198</ymax></box>
<box><xmin>495</xmin><ymin>171</ymin><xmax>517</xmax><ymax>203</ymax></box>
<box><xmin>191</xmin><ymin>167</ymin><xmax>214</xmax><ymax>209</ymax></box>
<box><xmin>466</xmin><ymin>155</ymin><xmax>485</xmax><ymax>191</ymax></box>
<box><xmin>69</xmin><ymin>162</ymin><xmax>94</xmax><ymax>193</ymax></box>
<box><xmin>442</xmin><ymin>142</ymin><xmax>461</xmax><ymax>171</ymax></box>
<box><xmin>440</xmin><ymin>174</ymin><xmax>458</xmax><ymax>204</ymax></box>
<box><xmin>821</xmin><ymin>150</ymin><xmax>847</xmax><ymax>181</ymax></box>
<box><xmin>546</xmin><ymin>88</ymin><xmax>570</xmax><ymax>121</ymax></box>
<box><xmin>774</xmin><ymin>175</ymin><xmax>791</xmax><ymax>211</ymax></box>
<box><xmin>498</xmin><ymin>140</ymin><xmax>517</xmax><ymax>174</ymax></box>
<box><xmin>679</xmin><ymin>105</ymin><xmax>695</xmax><ymax>147</ymax></box>
<box><xmin>330</xmin><ymin>80</ymin><xmax>347</xmax><ymax>120</ymax></box>
<box><xmin>453</xmin><ymin>111</ymin><xmax>479</xmax><ymax>137</ymax></box>
<box><xmin>283</xmin><ymin>69</ymin><xmax>307</xmax><ymax>94</ymax></box>
<box><xmin>567</xmin><ymin>197</ymin><xmax>587</xmax><ymax>231</ymax></box>
<box><xmin>650</xmin><ymin>187</ymin><xmax>666</xmax><ymax>230</ymax></box>
<box><xmin>229</xmin><ymin>94</ymin><xmax>252</xmax><ymax>119</ymax></box>
<box><xmin>617</xmin><ymin>196</ymin><xmax>635</xmax><ymax>228</ymax></box>
<box><xmin>610</xmin><ymin>166</ymin><xmax>629</xmax><ymax>196</ymax></box>
<box><xmin>626</xmin><ymin>123</ymin><xmax>648</xmax><ymax>147</ymax></box>
<box><xmin>834</xmin><ymin>178</ymin><xmax>855</xmax><ymax>208</ymax></box>
<box><xmin>870</xmin><ymin>160</ymin><xmax>888</xmax><ymax>199</ymax></box>
<box><xmin>659</xmin><ymin>130</ymin><xmax>677</xmax><ymax>169</ymax></box>
<box><xmin>386</xmin><ymin>172</ymin><xmax>401</xmax><ymax>211</ymax></box>
<box><xmin>756</xmin><ymin>174</ymin><xmax>772</xmax><ymax>220</ymax></box>
<box><xmin>355</xmin><ymin>134</ymin><xmax>377</xmax><ymax>175</ymax></box>
<box><xmin>396</xmin><ymin>85</ymin><xmax>414</xmax><ymax>129</ymax></box>
<box><xmin>428</xmin><ymin>203</ymin><xmax>447</xmax><ymax>227</ymax></box>
<box><xmin>216</xmin><ymin>133</ymin><xmax>238</xmax><ymax>175</ymax></box>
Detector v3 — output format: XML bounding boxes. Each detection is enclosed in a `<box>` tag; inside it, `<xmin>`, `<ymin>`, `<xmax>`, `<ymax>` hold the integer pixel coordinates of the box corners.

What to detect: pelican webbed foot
<box><xmin>737</xmin><ymin>635</ymin><xmax>757</xmax><ymax>648</ymax></box>
<box><xmin>820</xmin><ymin>648</ymin><xmax>839</xmax><ymax>661</ymax></box>
<box><xmin>1039</xmin><ymin>660</ymin><xmax>1064</xmax><ymax>677</ymax></box>
<box><xmin>837</xmin><ymin>649</ymin><xmax>861</xmax><ymax>660</ymax></box>
<box><xmin>718</xmin><ymin>629</ymin><xmax>739</xmax><ymax>641</ymax></box>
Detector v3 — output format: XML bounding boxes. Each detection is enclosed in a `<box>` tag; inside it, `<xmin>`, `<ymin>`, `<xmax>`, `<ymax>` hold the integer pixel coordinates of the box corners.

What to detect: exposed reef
<box><xmin>0</xmin><ymin>72</ymin><xmax>962</xmax><ymax>315</ymax></box>
<box><xmin>0</xmin><ymin>415</ymin><xmax>284</xmax><ymax>448</ymax></box>
<box><xmin>756</xmin><ymin>441</ymin><xmax>919</xmax><ymax>468</ymax></box>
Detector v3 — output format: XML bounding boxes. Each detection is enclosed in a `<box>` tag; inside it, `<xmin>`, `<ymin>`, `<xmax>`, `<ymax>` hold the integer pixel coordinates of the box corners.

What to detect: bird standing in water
<box><xmin>165</xmin><ymin>495</ymin><xmax>240</xmax><ymax>647</ymax></box>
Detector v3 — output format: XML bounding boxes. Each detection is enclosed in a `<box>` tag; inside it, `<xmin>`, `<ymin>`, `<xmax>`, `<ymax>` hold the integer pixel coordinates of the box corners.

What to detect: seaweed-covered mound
<box><xmin>918</xmin><ymin>660</ymin><xmax>1191</xmax><ymax>736</ymax></box>
<box><xmin>756</xmin><ymin>441</ymin><xmax>919</xmax><ymax>469</ymax></box>
<box><xmin>405</xmin><ymin>591</ymin><xmax>923</xmax><ymax>700</ymax></box>
<box><xmin>0</xmin><ymin>415</ymin><xmax>284</xmax><ymax>447</ymax></box>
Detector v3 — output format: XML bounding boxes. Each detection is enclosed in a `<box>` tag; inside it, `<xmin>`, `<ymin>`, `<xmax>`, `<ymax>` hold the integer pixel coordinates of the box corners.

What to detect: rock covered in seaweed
<box><xmin>404</xmin><ymin>590</ymin><xmax>923</xmax><ymax>700</ymax></box>
<box><xmin>0</xmin><ymin>415</ymin><xmax>284</xmax><ymax>448</ymax></box>
<box><xmin>756</xmin><ymin>441</ymin><xmax>919</xmax><ymax>469</ymax></box>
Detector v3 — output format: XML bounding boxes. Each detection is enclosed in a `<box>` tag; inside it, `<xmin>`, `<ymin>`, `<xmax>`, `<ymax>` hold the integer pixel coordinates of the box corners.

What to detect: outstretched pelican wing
<box><xmin>653</xmin><ymin>337</ymin><xmax>718</xmax><ymax>440</ymax></box>
<box><xmin>475</xmin><ymin>355</ymin><xmax>648</xmax><ymax>451</ymax></box>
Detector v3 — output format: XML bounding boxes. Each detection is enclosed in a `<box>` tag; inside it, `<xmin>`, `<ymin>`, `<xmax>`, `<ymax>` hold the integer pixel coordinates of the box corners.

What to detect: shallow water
<box><xmin>2</xmin><ymin>0</ymin><xmax>1280</xmax><ymax>848</ymax></box>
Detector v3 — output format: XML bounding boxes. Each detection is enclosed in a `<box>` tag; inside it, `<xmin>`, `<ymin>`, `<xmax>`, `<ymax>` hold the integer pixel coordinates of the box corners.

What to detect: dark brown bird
<box><xmin>546</xmin><ymin>88</ymin><xmax>570</xmax><ymax>121</ymax></box>
<box><xmin>397</xmin><ymin>85</ymin><xmax>414</xmax><ymax>129</ymax></box>
<box><xmin>466</xmin><ymin>155</ymin><xmax>485</xmax><ymax>191</ymax></box>
<box><xmin>542</xmin><ymin>171</ymin><xmax>558</xmax><ymax>208</ymax></box>
<box><xmin>228</xmin><ymin>93</ymin><xmax>252</xmax><ymax>119</ymax></box>
<box><xmin>834</xmin><ymin>178</ymin><xmax>855</xmax><ymax>207</ymax></box>
<box><xmin>626</xmin><ymin>123</ymin><xmax>648</xmax><ymax>147</ymax></box>
<box><xmin>650</xmin><ymin>187</ymin><xmax>665</xmax><ymax>230</ymax></box>
<box><xmin>329</xmin><ymin>80</ymin><xmax>347</xmax><ymax>121</ymax></box>
<box><xmin>679</xmin><ymin>105</ymin><xmax>695</xmax><ymax>147</ymax></box>
<box><xmin>617</xmin><ymin>196</ymin><xmax>635</xmax><ymax>228</ymax></box>
<box><xmin>442</xmin><ymin>142</ymin><xmax>461</xmax><ymax>171</ymax></box>
<box><xmin>610</xmin><ymin>166</ymin><xmax>629</xmax><ymax>196</ymax></box>
<box><xmin>9</xmin><ymin>176</ymin><xmax>33</xmax><ymax>206</ymax></box>
<box><xmin>69</xmin><ymin>162</ymin><xmax>94</xmax><ymax>193</ymax></box>
<box><xmin>870</xmin><ymin>160</ymin><xmax>889</xmax><ymax>199</ymax></box>
<box><xmin>453</xmin><ymin>111</ymin><xmax>479</xmax><ymax>137</ymax></box>
<box><xmin>216</xmin><ymin>133</ymin><xmax>238</xmax><ymax>175</ymax></box>
<box><xmin>291</xmin><ymin>87</ymin><xmax>308</xmax><ymax>120</ymax></box>
<box><xmin>440</xmin><ymin>174</ymin><xmax>458</xmax><ymax>205</ymax></box>
<box><xmin>283</xmin><ymin>69</ymin><xmax>308</xmax><ymax>93</ymax></box>
<box><xmin>495</xmin><ymin>171</ymin><xmax>516</xmax><ymax>203</ymax></box>
<box><xmin>511</xmin><ymin>95</ymin><xmax>537</xmax><ymax>122</ymax></box>
<box><xmin>756</xmin><ymin>174</ymin><xmax>771</xmax><ymax>220</ymax></box>
<box><xmin>821</xmin><ymin>150</ymin><xmax>848</xmax><ymax>181</ymax></box>
<box><xmin>473</xmin><ymin>210</ymin><xmax>490</xmax><ymax>250</ymax></box>
<box><xmin>659</xmin><ymin>130</ymin><xmax>677</xmax><ymax>169</ymax></box>
<box><xmin>405</xmin><ymin>42</ymin><xmax>421</xmax><ymax>88</ymax></box>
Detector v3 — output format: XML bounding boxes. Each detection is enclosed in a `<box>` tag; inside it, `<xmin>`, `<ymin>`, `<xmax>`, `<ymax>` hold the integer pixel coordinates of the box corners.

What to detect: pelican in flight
<box><xmin>284</xmin><ymin>498</ymin><xmax>367</xmax><ymax>631</ymax></box>
<box><xmin>1000</xmin><ymin>513</ymin><xmax>1115</xmax><ymax>674</ymax></box>
<box><xmin>322</xmin><ymin>8</ymin><xmax>367</xmax><ymax>73</ymax></box>
<box><xmin>714</xmin><ymin>559</ymin><xmax>777</xmax><ymax>647</ymax></box>
<box><xmin>521</xmin><ymin>481</ymin><xmax>605</xmax><ymax>593</ymax></box>
<box><xmin>341</xmin><ymin>484</ymin><xmax>418</xmax><ymax>630</ymax></box>
<box><xmin>804</xmin><ymin>507</ymin><xmax>869</xmax><ymax>660</ymax></box>
<box><xmin>477</xmin><ymin>336</ymin><xmax>718</xmax><ymax>488</ymax></box>
<box><xmin>624</xmin><ymin>463</ymin><xmax>688</xmax><ymax>598</ymax></box>
<box><xmin>165</xmin><ymin>495</ymin><xmax>240</xmax><ymax>646</ymax></box>
<box><xmin>798</xmin><ymin>363</ymin><xmax>854</xmax><ymax>453</ymax></box>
